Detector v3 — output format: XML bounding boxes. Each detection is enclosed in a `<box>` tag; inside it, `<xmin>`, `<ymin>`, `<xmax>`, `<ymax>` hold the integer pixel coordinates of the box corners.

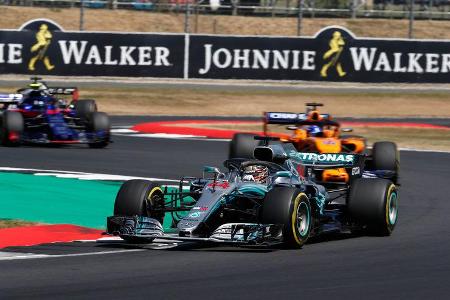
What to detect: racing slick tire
<box><xmin>87</xmin><ymin>112</ymin><xmax>111</xmax><ymax>148</ymax></box>
<box><xmin>75</xmin><ymin>99</ymin><xmax>97</xmax><ymax>120</ymax></box>
<box><xmin>348</xmin><ymin>178</ymin><xmax>398</xmax><ymax>236</ymax></box>
<box><xmin>261</xmin><ymin>187</ymin><xmax>312</xmax><ymax>248</ymax></box>
<box><xmin>229</xmin><ymin>133</ymin><xmax>259</xmax><ymax>159</ymax></box>
<box><xmin>114</xmin><ymin>180</ymin><xmax>165</xmax><ymax>243</ymax></box>
<box><xmin>372</xmin><ymin>141</ymin><xmax>399</xmax><ymax>181</ymax></box>
<box><xmin>0</xmin><ymin>111</ymin><xmax>24</xmax><ymax>146</ymax></box>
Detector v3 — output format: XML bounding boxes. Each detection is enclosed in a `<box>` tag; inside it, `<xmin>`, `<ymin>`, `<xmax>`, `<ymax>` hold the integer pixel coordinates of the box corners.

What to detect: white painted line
<box><xmin>112</xmin><ymin>131</ymin><xmax>450</xmax><ymax>152</ymax></box>
<box><xmin>112</xmin><ymin>133</ymin><xmax>230</xmax><ymax>142</ymax></box>
<box><xmin>110</xmin><ymin>128</ymin><xmax>138</xmax><ymax>133</ymax></box>
<box><xmin>0</xmin><ymin>249</ymin><xmax>145</xmax><ymax>261</ymax></box>
<box><xmin>0</xmin><ymin>167</ymin><xmax>179</xmax><ymax>182</ymax></box>
<box><xmin>133</xmin><ymin>133</ymin><xmax>203</xmax><ymax>138</ymax></box>
<box><xmin>33</xmin><ymin>173</ymin><xmax>178</xmax><ymax>182</ymax></box>
<box><xmin>0</xmin><ymin>167</ymin><xmax>88</xmax><ymax>174</ymax></box>
<box><xmin>398</xmin><ymin>147</ymin><xmax>450</xmax><ymax>154</ymax></box>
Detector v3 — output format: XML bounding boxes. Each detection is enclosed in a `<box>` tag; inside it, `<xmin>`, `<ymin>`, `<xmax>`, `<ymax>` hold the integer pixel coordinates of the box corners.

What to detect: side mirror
<box><xmin>341</xmin><ymin>128</ymin><xmax>353</xmax><ymax>133</ymax></box>
<box><xmin>203</xmin><ymin>166</ymin><xmax>220</xmax><ymax>174</ymax></box>
<box><xmin>203</xmin><ymin>166</ymin><xmax>223</xmax><ymax>179</ymax></box>
<box><xmin>275</xmin><ymin>171</ymin><xmax>291</xmax><ymax>178</ymax></box>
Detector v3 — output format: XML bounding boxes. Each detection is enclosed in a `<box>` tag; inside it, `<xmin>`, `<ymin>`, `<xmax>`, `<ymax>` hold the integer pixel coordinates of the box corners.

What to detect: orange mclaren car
<box><xmin>229</xmin><ymin>103</ymin><xmax>399</xmax><ymax>184</ymax></box>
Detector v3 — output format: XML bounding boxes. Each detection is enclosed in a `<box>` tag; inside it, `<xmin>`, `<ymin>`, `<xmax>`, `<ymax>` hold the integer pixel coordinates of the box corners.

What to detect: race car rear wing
<box><xmin>48</xmin><ymin>87</ymin><xmax>79</xmax><ymax>101</ymax></box>
<box><xmin>16</xmin><ymin>87</ymin><xmax>79</xmax><ymax>101</ymax></box>
<box><xmin>264</xmin><ymin>112</ymin><xmax>331</xmax><ymax>125</ymax></box>
<box><xmin>0</xmin><ymin>93</ymin><xmax>23</xmax><ymax>105</ymax></box>
<box><xmin>263</xmin><ymin>111</ymin><xmax>336</xmax><ymax>134</ymax></box>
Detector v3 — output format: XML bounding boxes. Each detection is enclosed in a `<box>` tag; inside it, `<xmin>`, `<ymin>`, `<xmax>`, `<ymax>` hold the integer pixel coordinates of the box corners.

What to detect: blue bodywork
<box><xmin>8</xmin><ymin>92</ymin><xmax>108</xmax><ymax>145</ymax></box>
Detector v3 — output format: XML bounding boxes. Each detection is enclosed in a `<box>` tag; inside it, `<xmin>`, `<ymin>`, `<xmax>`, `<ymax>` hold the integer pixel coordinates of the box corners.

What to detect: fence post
<box><xmin>297</xmin><ymin>0</ymin><xmax>304</xmax><ymax>36</ymax></box>
<box><xmin>231</xmin><ymin>0</ymin><xmax>238</xmax><ymax>16</ymax></box>
<box><xmin>79</xmin><ymin>0</ymin><xmax>85</xmax><ymax>31</ymax></box>
<box><xmin>408</xmin><ymin>0</ymin><xmax>414</xmax><ymax>38</ymax></box>
<box><xmin>351</xmin><ymin>0</ymin><xmax>357</xmax><ymax>19</ymax></box>
<box><xmin>184</xmin><ymin>0</ymin><xmax>191</xmax><ymax>33</ymax></box>
<box><xmin>429</xmin><ymin>0</ymin><xmax>433</xmax><ymax>20</ymax></box>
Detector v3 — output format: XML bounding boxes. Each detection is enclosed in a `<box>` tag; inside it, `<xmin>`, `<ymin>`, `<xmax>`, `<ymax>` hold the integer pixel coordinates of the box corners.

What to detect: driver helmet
<box><xmin>307</xmin><ymin>125</ymin><xmax>322</xmax><ymax>137</ymax></box>
<box><xmin>29</xmin><ymin>82</ymin><xmax>44</xmax><ymax>90</ymax></box>
<box><xmin>243</xmin><ymin>165</ymin><xmax>269</xmax><ymax>184</ymax></box>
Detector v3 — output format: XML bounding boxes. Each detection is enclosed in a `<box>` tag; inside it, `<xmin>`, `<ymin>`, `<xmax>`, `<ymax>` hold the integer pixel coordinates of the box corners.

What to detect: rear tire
<box><xmin>114</xmin><ymin>180</ymin><xmax>165</xmax><ymax>243</ymax></box>
<box><xmin>87</xmin><ymin>112</ymin><xmax>110</xmax><ymax>148</ymax></box>
<box><xmin>348</xmin><ymin>178</ymin><xmax>398</xmax><ymax>236</ymax></box>
<box><xmin>261</xmin><ymin>187</ymin><xmax>312</xmax><ymax>248</ymax></box>
<box><xmin>229</xmin><ymin>133</ymin><xmax>259</xmax><ymax>159</ymax></box>
<box><xmin>0</xmin><ymin>111</ymin><xmax>23</xmax><ymax>146</ymax></box>
<box><xmin>75</xmin><ymin>99</ymin><xmax>97</xmax><ymax>120</ymax></box>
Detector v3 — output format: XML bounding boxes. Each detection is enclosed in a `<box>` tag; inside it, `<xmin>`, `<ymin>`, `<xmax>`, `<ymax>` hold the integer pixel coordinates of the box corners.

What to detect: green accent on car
<box><xmin>289</xmin><ymin>150</ymin><xmax>355</xmax><ymax>166</ymax></box>
<box><xmin>237</xmin><ymin>184</ymin><xmax>268</xmax><ymax>198</ymax></box>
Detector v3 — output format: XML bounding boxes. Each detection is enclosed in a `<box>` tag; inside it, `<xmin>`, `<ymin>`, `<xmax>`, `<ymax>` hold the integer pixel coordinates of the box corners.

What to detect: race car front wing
<box><xmin>106</xmin><ymin>215</ymin><xmax>283</xmax><ymax>245</ymax></box>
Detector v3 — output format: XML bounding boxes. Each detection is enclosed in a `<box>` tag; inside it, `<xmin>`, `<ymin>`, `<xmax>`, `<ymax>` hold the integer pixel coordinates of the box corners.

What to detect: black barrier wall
<box><xmin>189</xmin><ymin>31</ymin><xmax>450</xmax><ymax>83</ymax></box>
<box><xmin>0</xmin><ymin>19</ymin><xmax>185</xmax><ymax>78</ymax></box>
<box><xmin>2</xmin><ymin>19</ymin><xmax>450</xmax><ymax>83</ymax></box>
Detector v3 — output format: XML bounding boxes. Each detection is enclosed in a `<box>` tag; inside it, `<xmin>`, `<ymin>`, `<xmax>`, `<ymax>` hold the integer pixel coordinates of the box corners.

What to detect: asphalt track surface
<box><xmin>0</xmin><ymin>119</ymin><xmax>450</xmax><ymax>299</ymax></box>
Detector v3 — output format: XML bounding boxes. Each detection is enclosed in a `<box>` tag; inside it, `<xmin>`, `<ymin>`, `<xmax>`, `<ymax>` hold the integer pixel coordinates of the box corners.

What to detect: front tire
<box><xmin>75</xmin><ymin>99</ymin><xmax>97</xmax><ymax>120</ymax></box>
<box><xmin>372</xmin><ymin>141</ymin><xmax>400</xmax><ymax>182</ymax></box>
<box><xmin>261</xmin><ymin>187</ymin><xmax>312</xmax><ymax>248</ymax></box>
<box><xmin>348</xmin><ymin>178</ymin><xmax>398</xmax><ymax>236</ymax></box>
<box><xmin>87</xmin><ymin>112</ymin><xmax>110</xmax><ymax>148</ymax></box>
<box><xmin>114</xmin><ymin>180</ymin><xmax>165</xmax><ymax>243</ymax></box>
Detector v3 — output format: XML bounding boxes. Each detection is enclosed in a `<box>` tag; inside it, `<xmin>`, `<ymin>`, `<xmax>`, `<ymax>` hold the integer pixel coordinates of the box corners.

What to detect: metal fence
<box><xmin>2</xmin><ymin>0</ymin><xmax>450</xmax><ymax>19</ymax></box>
<box><xmin>2</xmin><ymin>0</ymin><xmax>450</xmax><ymax>38</ymax></box>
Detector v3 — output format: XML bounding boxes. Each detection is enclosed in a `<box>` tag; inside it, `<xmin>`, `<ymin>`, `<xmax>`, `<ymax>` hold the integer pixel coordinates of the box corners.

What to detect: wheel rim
<box><xmin>296</xmin><ymin>202</ymin><xmax>310</xmax><ymax>236</ymax></box>
<box><xmin>387</xmin><ymin>192</ymin><xmax>398</xmax><ymax>225</ymax></box>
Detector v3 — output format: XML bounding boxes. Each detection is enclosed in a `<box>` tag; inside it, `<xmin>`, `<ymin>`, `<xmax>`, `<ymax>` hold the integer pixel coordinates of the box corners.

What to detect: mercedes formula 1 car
<box><xmin>0</xmin><ymin>77</ymin><xmax>110</xmax><ymax>148</ymax></box>
<box><xmin>229</xmin><ymin>103</ymin><xmax>399</xmax><ymax>184</ymax></box>
<box><xmin>106</xmin><ymin>140</ymin><xmax>399</xmax><ymax>248</ymax></box>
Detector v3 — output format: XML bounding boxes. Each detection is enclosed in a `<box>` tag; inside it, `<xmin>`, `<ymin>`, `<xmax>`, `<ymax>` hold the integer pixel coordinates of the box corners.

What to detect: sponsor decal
<box><xmin>1</xmin><ymin>19</ymin><xmax>449</xmax><ymax>82</ymax></box>
<box><xmin>188</xmin><ymin>212</ymin><xmax>202</xmax><ymax>218</ymax></box>
<box><xmin>0</xmin><ymin>19</ymin><xmax>184</xmax><ymax>77</ymax></box>
<box><xmin>268</xmin><ymin>113</ymin><xmax>302</xmax><ymax>120</ymax></box>
<box><xmin>189</xmin><ymin>27</ymin><xmax>450</xmax><ymax>83</ymax></box>
<box><xmin>289</xmin><ymin>150</ymin><xmax>354</xmax><ymax>164</ymax></box>
<box><xmin>322</xmin><ymin>139</ymin><xmax>337</xmax><ymax>145</ymax></box>
<box><xmin>28</xmin><ymin>24</ymin><xmax>55</xmax><ymax>71</ymax></box>
<box><xmin>352</xmin><ymin>167</ymin><xmax>361</xmax><ymax>175</ymax></box>
<box><xmin>320</xmin><ymin>31</ymin><xmax>346</xmax><ymax>78</ymax></box>
<box><xmin>207</xmin><ymin>181</ymin><xmax>230</xmax><ymax>189</ymax></box>
<box><xmin>192</xmin><ymin>206</ymin><xmax>208</xmax><ymax>211</ymax></box>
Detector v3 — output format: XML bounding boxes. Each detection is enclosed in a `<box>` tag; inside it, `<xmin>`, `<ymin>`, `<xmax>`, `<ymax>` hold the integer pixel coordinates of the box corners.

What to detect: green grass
<box><xmin>0</xmin><ymin>219</ymin><xmax>38</xmax><ymax>229</ymax></box>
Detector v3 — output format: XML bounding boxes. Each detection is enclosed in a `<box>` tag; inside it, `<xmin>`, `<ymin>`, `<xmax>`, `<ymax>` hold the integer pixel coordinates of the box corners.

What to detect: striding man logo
<box><xmin>28</xmin><ymin>24</ymin><xmax>55</xmax><ymax>71</ymax></box>
<box><xmin>320</xmin><ymin>31</ymin><xmax>346</xmax><ymax>78</ymax></box>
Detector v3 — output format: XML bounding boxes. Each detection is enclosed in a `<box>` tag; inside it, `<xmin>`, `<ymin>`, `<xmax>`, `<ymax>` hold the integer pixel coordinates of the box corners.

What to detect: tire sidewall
<box><xmin>114</xmin><ymin>180</ymin><xmax>163</xmax><ymax>221</ymax></box>
<box><xmin>348</xmin><ymin>178</ymin><xmax>398</xmax><ymax>235</ymax></box>
<box><xmin>284</xmin><ymin>193</ymin><xmax>312</xmax><ymax>248</ymax></box>
<box><xmin>383</xmin><ymin>183</ymin><xmax>398</xmax><ymax>234</ymax></box>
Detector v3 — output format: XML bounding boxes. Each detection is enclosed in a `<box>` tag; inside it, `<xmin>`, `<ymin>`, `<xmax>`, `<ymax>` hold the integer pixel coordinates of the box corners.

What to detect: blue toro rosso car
<box><xmin>0</xmin><ymin>78</ymin><xmax>110</xmax><ymax>148</ymax></box>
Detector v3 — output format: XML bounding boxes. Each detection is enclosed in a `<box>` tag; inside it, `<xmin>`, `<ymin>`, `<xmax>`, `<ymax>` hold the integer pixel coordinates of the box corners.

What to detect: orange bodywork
<box><xmin>264</xmin><ymin>107</ymin><xmax>367</xmax><ymax>183</ymax></box>
<box><xmin>322</xmin><ymin>168</ymin><xmax>349</xmax><ymax>183</ymax></box>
